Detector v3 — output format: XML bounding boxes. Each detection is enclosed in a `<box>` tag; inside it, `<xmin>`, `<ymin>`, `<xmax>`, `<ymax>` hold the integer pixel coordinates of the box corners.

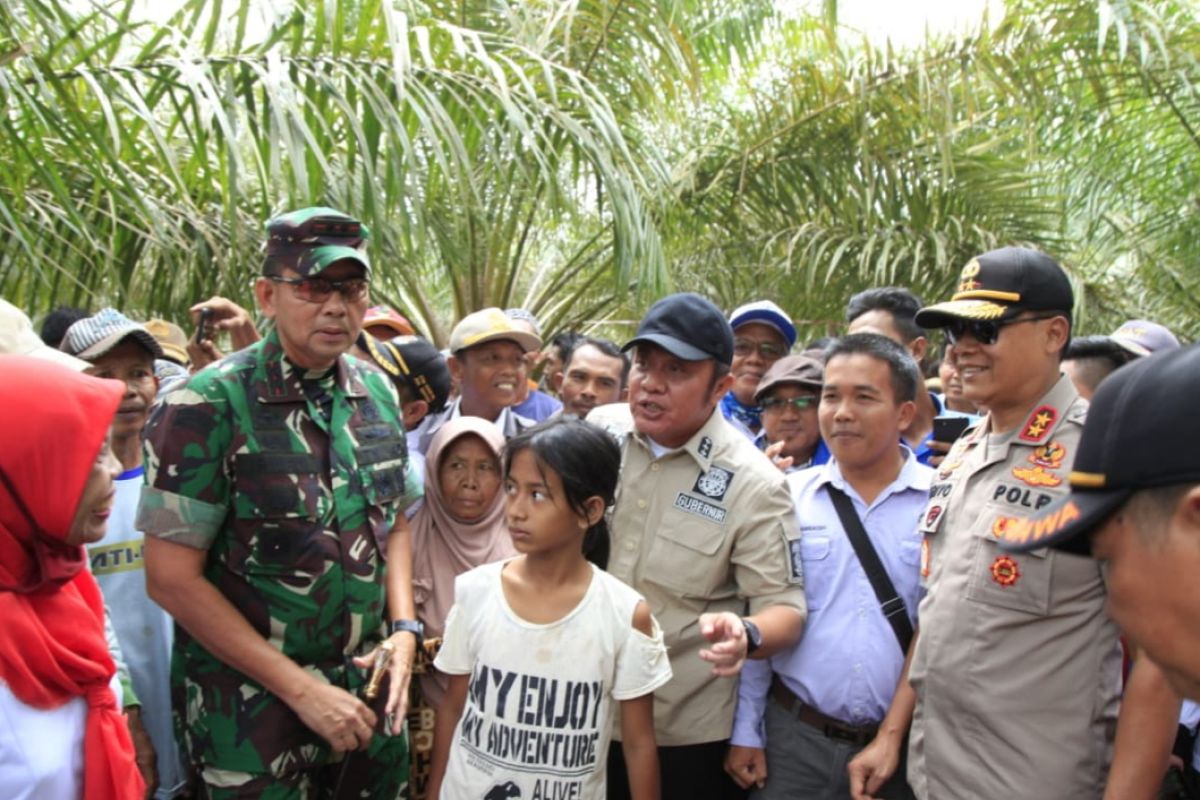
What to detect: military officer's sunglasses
<box><xmin>944</xmin><ymin>313</ymin><xmax>1059</xmax><ymax>346</ymax></box>
<box><xmin>267</xmin><ymin>275</ymin><xmax>370</xmax><ymax>304</ymax></box>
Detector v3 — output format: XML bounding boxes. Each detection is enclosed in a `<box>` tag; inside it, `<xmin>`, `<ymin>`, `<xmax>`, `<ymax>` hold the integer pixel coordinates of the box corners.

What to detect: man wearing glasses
<box><xmin>753</xmin><ymin>354</ymin><xmax>825</xmax><ymax>473</ymax></box>
<box><xmin>139</xmin><ymin>208</ymin><xmax>417</xmax><ymax>798</ymax></box>
<box><xmin>850</xmin><ymin>247</ymin><xmax>1176</xmax><ymax>800</ymax></box>
<box><xmin>721</xmin><ymin>301</ymin><xmax>796</xmax><ymax>440</ymax></box>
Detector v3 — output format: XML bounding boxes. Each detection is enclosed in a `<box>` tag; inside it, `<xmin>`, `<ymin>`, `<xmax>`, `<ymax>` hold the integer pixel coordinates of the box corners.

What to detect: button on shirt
<box><xmin>732</xmin><ymin>451</ymin><xmax>932</xmax><ymax>746</ymax></box>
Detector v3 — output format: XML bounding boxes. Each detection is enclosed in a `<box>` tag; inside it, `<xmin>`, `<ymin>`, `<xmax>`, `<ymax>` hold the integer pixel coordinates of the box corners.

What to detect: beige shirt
<box><xmin>908</xmin><ymin>375</ymin><xmax>1121</xmax><ymax>799</ymax></box>
<box><xmin>594</xmin><ymin>405</ymin><xmax>806</xmax><ymax>746</ymax></box>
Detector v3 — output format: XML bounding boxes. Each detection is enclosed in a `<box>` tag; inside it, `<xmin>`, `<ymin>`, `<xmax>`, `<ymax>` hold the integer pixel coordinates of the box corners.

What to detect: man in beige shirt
<box><xmin>846</xmin><ymin>247</ymin><xmax>1179</xmax><ymax>800</ymax></box>
<box><xmin>594</xmin><ymin>292</ymin><xmax>806</xmax><ymax>800</ymax></box>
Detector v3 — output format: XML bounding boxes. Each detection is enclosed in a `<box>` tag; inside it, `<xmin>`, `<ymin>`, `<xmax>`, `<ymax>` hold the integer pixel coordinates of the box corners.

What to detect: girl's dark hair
<box><xmin>502</xmin><ymin>417</ymin><xmax>621</xmax><ymax>568</ymax></box>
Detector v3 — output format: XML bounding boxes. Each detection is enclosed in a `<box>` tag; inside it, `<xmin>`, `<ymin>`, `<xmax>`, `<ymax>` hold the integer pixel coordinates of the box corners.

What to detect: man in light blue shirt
<box><xmin>727</xmin><ymin>333</ymin><xmax>932</xmax><ymax>799</ymax></box>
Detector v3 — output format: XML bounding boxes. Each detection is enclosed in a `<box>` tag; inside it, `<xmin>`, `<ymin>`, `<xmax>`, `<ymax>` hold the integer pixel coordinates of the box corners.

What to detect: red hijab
<box><xmin>0</xmin><ymin>355</ymin><xmax>145</xmax><ymax>800</ymax></box>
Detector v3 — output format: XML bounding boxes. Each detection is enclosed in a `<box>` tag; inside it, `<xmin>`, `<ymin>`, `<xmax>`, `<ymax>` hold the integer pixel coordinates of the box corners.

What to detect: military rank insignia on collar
<box><xmin>697</xmin><ymin>436</ymin><xmax>713</xmax><ymax>459</ymax></box>
<box><xmin>1018</xmin><ymin>405</ymin><xmax>1057</xmax><ymax>443</ymax></box>
<box><xmin>694</xmin><ymin>466</ymin><xmax>733</xmax><ymax>500</ymax></box>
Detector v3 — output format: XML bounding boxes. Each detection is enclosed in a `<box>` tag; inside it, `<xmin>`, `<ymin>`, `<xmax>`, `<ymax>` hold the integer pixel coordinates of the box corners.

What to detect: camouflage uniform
<box><xmin>138</xmin><ymin>328</ymin><xmax>410</xmax><ymax>798</ymax></box>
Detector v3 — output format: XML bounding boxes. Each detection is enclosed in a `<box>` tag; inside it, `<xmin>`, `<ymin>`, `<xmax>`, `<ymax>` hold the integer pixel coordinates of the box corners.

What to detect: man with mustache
<box><xmin>599</xmin><ymin>293</ymin><xmax>806</xmax><ymax>800</ymax></box>
<box><xmin>139</xmin><ymin>208</ymin><xmax>417</xmax><ymax>798</ymax></box>
<box><xmin>60</xmin><ymin>308</ymin><xmax>182</xmax><ymax>799</ymax></box>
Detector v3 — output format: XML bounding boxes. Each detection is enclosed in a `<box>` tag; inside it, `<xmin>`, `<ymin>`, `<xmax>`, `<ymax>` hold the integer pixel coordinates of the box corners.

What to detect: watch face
<box><xmin>743</xmin><ymin>619</ymin><xmax>762</xmax><ymax>651</ymax></box>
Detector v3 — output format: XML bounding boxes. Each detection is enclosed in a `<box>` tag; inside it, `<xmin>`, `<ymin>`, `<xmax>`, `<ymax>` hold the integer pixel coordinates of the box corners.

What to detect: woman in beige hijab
<box><xmin>410</xmin><ymin>417</ymin><xmax>515</xmax><ymax>707</ymax></box>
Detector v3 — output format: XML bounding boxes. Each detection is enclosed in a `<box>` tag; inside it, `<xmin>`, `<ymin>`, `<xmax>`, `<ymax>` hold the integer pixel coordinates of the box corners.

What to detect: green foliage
<box><xmin>0</xmin><ymin>0</ymin><xmax>1197</xmax><ymax>343</ymax></box>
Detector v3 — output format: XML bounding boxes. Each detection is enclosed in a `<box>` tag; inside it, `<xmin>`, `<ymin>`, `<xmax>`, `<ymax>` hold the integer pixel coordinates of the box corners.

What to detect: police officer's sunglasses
<box><xmin>944</xmin><ymin>313</ymin><xmax>1059</xmax><ymax>346</ymax></box>
<box><xmin>267</xmin><ymin>275</ymin><xmax>369</xmax><ymax>304</ymax></box>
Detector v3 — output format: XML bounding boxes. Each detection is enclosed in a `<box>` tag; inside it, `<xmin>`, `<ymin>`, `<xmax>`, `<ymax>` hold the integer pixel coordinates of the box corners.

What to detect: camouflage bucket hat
<box><xmin>264</xmin><ymin>207</ymin><xmax>371</xmax><ymax>278</ymax></box>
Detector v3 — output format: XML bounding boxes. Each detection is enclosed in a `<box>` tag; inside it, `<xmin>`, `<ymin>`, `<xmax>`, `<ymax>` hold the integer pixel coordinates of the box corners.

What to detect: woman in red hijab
<box><xmin>0</xmin><ymin>355</ymin><xmax>145</xmax><ymax>799</ymax></box>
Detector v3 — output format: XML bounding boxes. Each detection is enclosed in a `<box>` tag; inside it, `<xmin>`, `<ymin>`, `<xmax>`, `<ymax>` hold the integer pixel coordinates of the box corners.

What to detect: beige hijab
<box><xmin>411</xmin><ymin>417</ymin><xmax>514</xmax><ymax>704</ymax></box>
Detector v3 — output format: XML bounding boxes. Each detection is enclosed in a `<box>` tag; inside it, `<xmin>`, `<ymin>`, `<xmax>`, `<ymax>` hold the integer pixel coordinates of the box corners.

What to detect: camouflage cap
<box><xmin>264</xmin><ymin>207</ymin><xmax>371</xmax><ymax>278</ymax></box>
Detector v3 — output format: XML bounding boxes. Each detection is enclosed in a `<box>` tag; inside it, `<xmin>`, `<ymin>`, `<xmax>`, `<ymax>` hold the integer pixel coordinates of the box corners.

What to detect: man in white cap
<box><xmin>721</xmin><ymin>301</ymin><xmax>797</xmax><ymax>440</ymax></box>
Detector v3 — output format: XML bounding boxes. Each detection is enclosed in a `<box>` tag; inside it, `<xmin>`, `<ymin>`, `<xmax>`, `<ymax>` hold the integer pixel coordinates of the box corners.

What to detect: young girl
<box><xmin>428</xmin><ymin>418</ymin><xmax>671</xmax><ymax>799</ymax></box>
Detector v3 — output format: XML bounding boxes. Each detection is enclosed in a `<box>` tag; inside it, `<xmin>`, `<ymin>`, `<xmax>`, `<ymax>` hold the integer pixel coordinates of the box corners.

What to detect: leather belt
<box><xmin>769</xmin><ymin>677</ymin><xmax>878</xmax><ymax>747</ymax></box>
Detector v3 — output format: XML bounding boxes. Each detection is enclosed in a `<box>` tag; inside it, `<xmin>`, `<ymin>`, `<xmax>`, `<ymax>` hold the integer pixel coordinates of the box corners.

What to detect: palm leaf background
<box><xmin>0</xmin><ymin>0</ymin><xmax>1196</xmax><ymax>344</ymax></box>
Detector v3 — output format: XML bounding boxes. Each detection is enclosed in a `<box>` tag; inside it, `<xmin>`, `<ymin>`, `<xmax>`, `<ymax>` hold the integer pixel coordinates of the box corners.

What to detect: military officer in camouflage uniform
<box><xmin>139</xmin><ymin>208</ymin><xmax>418</xmax><ymax>799</ymax></box>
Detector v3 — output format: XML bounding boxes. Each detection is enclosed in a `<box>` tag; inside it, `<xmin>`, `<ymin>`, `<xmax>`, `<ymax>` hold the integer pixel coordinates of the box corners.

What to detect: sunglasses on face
<box><xmin>267</xmin><ymin>275</ymin><xmax>370</xmax><ymax>304</ymax></box>
<box><xmin>733</xmin><ymin>338</ymin><xmax>787</xmax><ymax>360</ymax></box>
<box><xmin>944</xmin><ymin>314</ymin><xmax>1059</xmax><ymax>346</ymax></box>
<box><xmin>760</xmin><ymin>395</ymin><xmax>817</xmax><ymax>412</ymax></box>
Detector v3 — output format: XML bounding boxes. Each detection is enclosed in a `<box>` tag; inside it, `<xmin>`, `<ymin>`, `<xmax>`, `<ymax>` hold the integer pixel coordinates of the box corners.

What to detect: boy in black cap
<box><xmin>854</xmin><ymin>247</ymin><xmax>1177</xmax><ymax>800</ymax></box>
<box><xmin>1001</xmin><ymin>343</ymin><xmax>1200</xmax><ymax>701</ymax></box>
<box><xmin>599</xmin><ymin>292</ymin><xmax>806</xmax><ymax>800</ymax></box>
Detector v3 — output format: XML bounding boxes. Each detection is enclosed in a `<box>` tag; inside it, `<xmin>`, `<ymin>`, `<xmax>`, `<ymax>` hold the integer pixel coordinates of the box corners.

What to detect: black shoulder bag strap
<box><xmin>826</xmin><ymin>485</ymin><xmax>914</xmax><ymax>654</ymax></box>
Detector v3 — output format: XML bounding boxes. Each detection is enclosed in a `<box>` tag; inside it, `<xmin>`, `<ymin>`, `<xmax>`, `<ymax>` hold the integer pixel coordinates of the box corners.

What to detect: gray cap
<box><xmin>60</xmin><ymin>308</ymin><xmax>164</xmax><ymax>361</ymax></box>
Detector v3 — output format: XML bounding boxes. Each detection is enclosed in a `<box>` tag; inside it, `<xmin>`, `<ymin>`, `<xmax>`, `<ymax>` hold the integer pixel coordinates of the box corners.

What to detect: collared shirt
<box><xmin>908</xmin><ymin>374</ymin><xmax>1121</xmax><ymax>800</ymax></box>
<box><xmin>731</xmin><ymin>451</ymin><xmax>932</xmax><ymax>747</ymax></box>
<box><xmin>412</xmin><ymin>396</ymin><xmax>534</xmax><ymax>455</ymax></box>
<box><xmin>601</xmin><ymin>406</ymin><xmax>806</xmax><ymax>746</ymax></box>
<box><xmin>511</xmin><ymin>387</ymin><xmax>562</xmax><ymax>421</ymax></box>
<box><xmin>137</xmin><ymin>328</ymin><xmax>408</xmax><ymax>773</ymax></box>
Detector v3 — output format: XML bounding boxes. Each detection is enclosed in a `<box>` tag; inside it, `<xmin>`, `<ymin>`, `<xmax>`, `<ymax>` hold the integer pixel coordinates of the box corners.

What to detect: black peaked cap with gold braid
<box><xmin>915</xmin><ymin>247</ymin><xmax>1074</xmax><ymax>328</ymax></box>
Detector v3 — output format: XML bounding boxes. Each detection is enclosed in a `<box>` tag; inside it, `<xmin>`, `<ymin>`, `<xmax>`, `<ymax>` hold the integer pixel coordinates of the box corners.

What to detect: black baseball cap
<box><xmin>622</xmin><ymin>293</ymin><xmax>734</xmax><ymax>366</ymax></box>
<box><xmin>1000</xmin><ymin>343</ymin><xmax>1200</xmax><ymax>555</ymax></box>
<box><xmin>915</xmin><ymin>247</ymin><xmax>1074</xmax><ymax>329</ymax></box>
<box><xmin>359</xmin><ymin>334</ymin><xmax>451</xmax><ymax>413</ymax></box>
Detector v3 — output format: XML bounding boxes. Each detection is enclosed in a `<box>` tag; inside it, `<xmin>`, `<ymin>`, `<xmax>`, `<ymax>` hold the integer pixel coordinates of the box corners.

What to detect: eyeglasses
<box><xmin>267</xmin><ymin>275</ymin><xmax>369</xmax><ymax>304</ymax></box>
<box><xmin>734</xmin><ymin>338</ymin><xmax>787</xmax><ymax>360</ymax></box>
<box><xmin>761</xmin><ymin>395</ymin><xmax>817</xmax><ymax>412</ymax></box>
<box><xmin>944</xmin><ymin>314</ymin><xmax>1059</xmax><ymax>346</ymax></box>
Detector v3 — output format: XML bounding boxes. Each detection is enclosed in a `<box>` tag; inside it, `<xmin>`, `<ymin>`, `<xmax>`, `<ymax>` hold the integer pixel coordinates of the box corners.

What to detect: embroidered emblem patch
<box><xmin>698</xmin><ymin>436</ymin><xmax>713</xmax><ymax>459</ymax></box>
<box><xmin>1019</xmin><ymin>405</ymin><xmax>1057</xmax><ymax>443</ymax></box>
<box><xmin>1028</xmin><ymin>441</ymin><xmax>1067</xmax><ymax>470</ymax></box>
<box><xmin>673</xmin><ymin>493</ymin><xmax>727</xmax><ymax>524</ymax></box>
<box><xmin>694</xmin><ymin>466</ymin><xmax>733</xmax><ymax>500</ymax></box>
<box><xmin>992</xmin><ymin>516</ymin><xmax>1017</xmax><ymax>539</ymax></box>
<box><xmin>957</xmin><ymin>259</ymin><xmax>982</xmax><ymax>293</ymax></box>
<box><xmin>925</xmin><ymin>505</ymin><xmax>943</xmax><ymax>529</ymax></box>
<box><xmin>990</xmin><ymin>555</ymin><xmax>1021</xmax><ymax>587</ymax></box>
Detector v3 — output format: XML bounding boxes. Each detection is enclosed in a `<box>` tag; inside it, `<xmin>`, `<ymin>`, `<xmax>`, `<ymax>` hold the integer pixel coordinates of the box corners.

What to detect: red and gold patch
<box><xmin>1029</xmin><ymin>441</ymin><xmax>1067</xmax><ymax>470</ymax></box>
<box><xmin>992</xmin><ymin>516</ymin><xmax>1017</xmax><ymax>539</ymax></box>
<box><xmin>925</xmin><ymin>505</ymin><xmax>943</xmax><ymax>529</ymax></box>
<box><xmin>990</xmin><ymin>555</ymin><xmax>1021</xmax><ymax>587</ymax></box>
<box><xmin>1019</xmin><ymin>405</ymin><xmax>1057</xmax><ymax>443</ymax></box>
<box><xmin>1011</xmin><ymin>439</ymin><xmax>1067</xmax><ymax>486</ymax></box>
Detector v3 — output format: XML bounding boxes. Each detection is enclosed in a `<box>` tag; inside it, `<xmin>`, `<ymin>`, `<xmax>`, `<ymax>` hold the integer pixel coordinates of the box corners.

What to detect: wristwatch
<box><xmin>389</xmin><ymin>619</ymin><xmax>424</xmax><ymax>647</ymax></box>
<box><xmin>741</xmin><ymin>618</ymin><xmax>763</xmax><ymax>655</ymax></box>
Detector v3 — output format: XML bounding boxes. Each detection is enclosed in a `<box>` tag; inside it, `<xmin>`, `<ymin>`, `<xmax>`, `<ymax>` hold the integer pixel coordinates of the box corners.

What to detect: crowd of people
<box><xmin>1</xmin><ymin>205</ymin><xmax>1198</xmax><ymax>800</ymax></box>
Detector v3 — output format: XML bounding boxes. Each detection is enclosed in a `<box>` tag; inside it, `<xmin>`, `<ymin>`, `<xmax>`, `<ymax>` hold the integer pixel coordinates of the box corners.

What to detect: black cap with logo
<box><xmin>622</xmin><ymin>293</ymin><xmax>734</xmax><ymax>366</ymax></box>
<box><xmin>1000</xmin><ymin>342</ymin><xmax>1200</xmax><ymax>555</ymax></box>
<box><xmin>359</xmin><ymin>334</ymin><xmax>451</xmax><ymax>413</ymax></box>
<box><xmin>916</xmin><ymin>247</ymin><xmax>1074</xmax><ymax>329</ymax></box>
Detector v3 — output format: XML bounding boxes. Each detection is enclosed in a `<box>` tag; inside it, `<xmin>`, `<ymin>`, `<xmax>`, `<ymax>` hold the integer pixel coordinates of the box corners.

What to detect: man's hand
<box><xmin>290</xmin><ymin>676</ymin><xmax>378</xmax><ymax>753</ymax></box>
<box><xmin>848</xmin><ymin>731</ymin><xmax>904</xmax><ymax>800</ymax></box>
<box><xmin>926</xmin><ymin>438</ymin><xmax>952</xmax><ymax>469</ymax></box>
<box><xmin>126</xmin><ymin>706</ymin><xmax>159</xmax><ymax>799</ymax></box>
<box><xmin>186</xmin><ymin>297</ymin><xmax>260</xmax><ymax>370</ymax></box>
<box><xmin>724</xmin><ymin>744</ymin><xmax>768</xmax><ymax>790</ymax></box>
<box><xmin>352</xmin><ymin>632</ymin><xmax>417</xmax><ymax>735</ymax></box>
<box><xmin>764</xmin><ymin>441</ymin><xmax>794</xmax><ymax>473</ymax></box>
<box><xmin>698</xmin><ymin>611</ymin><xmax>748</xmax><ymax>677</ymax></box>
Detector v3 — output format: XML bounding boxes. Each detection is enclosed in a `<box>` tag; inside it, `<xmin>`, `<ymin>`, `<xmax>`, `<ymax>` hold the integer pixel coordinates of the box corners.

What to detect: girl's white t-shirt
<box><xmin>434</xmin><ymin>559</ymin><xmax>672</xmax><ymax>799</ymax></box>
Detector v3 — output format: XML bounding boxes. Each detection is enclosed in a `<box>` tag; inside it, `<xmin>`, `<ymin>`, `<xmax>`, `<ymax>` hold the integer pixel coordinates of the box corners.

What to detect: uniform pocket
<box><xmin>642</xmin><ymin>508</ymin><xmax>728</xmax><ymax>598</ymax></box>
<box><xmin>965</xmin><ymin>506</ymin><xmax>1052</xmax><ymax>616</ymax></box>
<box><xmin>798</xmin><ymin>537</ymin><xmax>833</xmax><ymax>611</ymax></box>
<box><xmin>230</xmin><ymin>460</ymin><xmax>329</xmax><ymax>576</ymax></box>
